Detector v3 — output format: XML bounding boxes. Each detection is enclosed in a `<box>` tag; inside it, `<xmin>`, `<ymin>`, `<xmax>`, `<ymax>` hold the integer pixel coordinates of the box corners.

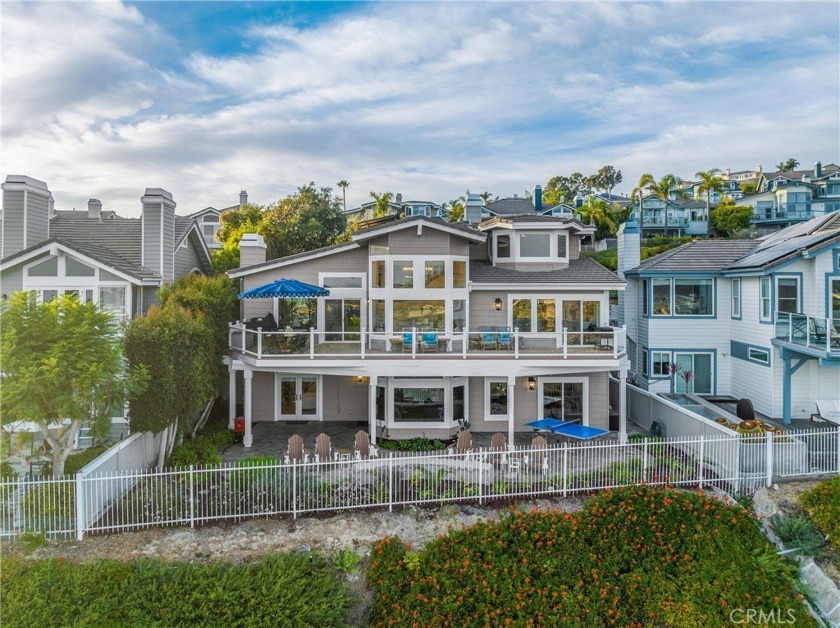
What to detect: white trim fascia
<box><xmin>1</xmin><ymin>241</ymin><xmax>149</xmax><ymax>285</ymax></box>
<box><xmin>227</xmin><ymin>242</ymin><xmax>362</xmax><ymax>278</ymax></box>
<box><xmin>23</xmin><ymin>190</ymin><xmax>28</xmax><ymax>248</ymax></box>
<box><xmin>351</xmin><ymin>219</ymin><xmax>486</xmax><ymax>244</ymax></box>
<box><xmin>470</xmin><ymin>282</ymin><xmax>625</xmax><ymax>291</ymax></box>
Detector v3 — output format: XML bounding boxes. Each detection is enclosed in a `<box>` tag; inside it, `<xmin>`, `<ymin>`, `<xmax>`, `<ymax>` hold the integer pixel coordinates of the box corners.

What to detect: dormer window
<box><xmin>497</xmin><ymin>235</ymin><xmax>511</xmax><ymax>258</ymax></box>
<box><xmin>519</xmin><ymin>233</ymin><xmax>550</xmax><ymax>258</ymax></box>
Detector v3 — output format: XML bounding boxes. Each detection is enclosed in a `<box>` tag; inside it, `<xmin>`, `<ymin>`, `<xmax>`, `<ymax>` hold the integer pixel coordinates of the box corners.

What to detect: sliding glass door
<box><xmin>324</xmin><ymin>299</ymin><xmax>361</xmax><ymax>341</ymax></box>
<box><xmin>674</xmin><ymin>353</ymin><xmax>713</xmax><ymax>394</ymax></box>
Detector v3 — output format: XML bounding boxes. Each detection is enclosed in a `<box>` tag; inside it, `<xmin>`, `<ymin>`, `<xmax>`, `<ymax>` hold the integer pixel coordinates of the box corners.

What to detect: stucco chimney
<box><xmin>533</xmin><ymin>185</ymin><xmax>542</xmax><ymax>213</ymax></box>
<box><xmin>88</xmin><ymin>199</ymin><xmax>102</xmax><ymax>220</ymax></box>
<box><xmin>141</xmin><ymin>188</ymin><xmax>176</xmax><ymax>282</ymax></box>
<box><xmin>464</xmin><ymin>193</ymin><xmax>484</xmax><ymax>224</ymax></box>
<box><xmin>240</xmin><ymin>190</ymin><xmax>248</xmax><ymax>206</ymax></box>
<box><xmin>814</xmin><ymin>162</ymin><xmax>823</xmax><ymax>178</ymax></box>
<box><xmin>239</xmin><ymin>233</ymin><xmax>266</xmax><ymax>268</ymax></box>
<box><xmin>1</xmin><ymin>175</ymin><xmax>51</xmax><ymax>258</ymax></box>
<box><xmin>48</xmin><ymin>194</ymin><xmax>55</xmax><ymax>219</ymax></box>
<box><xmin>395</xmin><ymin>193</ymin><xmax>403</xmax><ymax>205</ymax></box>
<box><xmin>616</xmin><ymin>221</ymin><xmax>641</xmax><ymax>326</ymax></box>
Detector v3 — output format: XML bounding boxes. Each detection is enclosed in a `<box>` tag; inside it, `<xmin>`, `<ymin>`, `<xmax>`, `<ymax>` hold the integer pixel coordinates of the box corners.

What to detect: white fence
<box><xmin>2</xmin><ymin>428</ymin><xmax>838</xmax><ymax>541</ymax></box>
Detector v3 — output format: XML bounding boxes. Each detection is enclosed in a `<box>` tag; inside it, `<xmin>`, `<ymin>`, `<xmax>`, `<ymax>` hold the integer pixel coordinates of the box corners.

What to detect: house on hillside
<box><xmin>626</xmin><ymin>193</ymin><xmax>709</xmax><ymax>237</ymax></box>
<box><xmin>226</xmin><ymin>214</ymin><xmax>630</xmax><ymax>447</ymax></box>
<box><xmin>618</xmin><ymin>211</ymin><xmax>840</xmax><ymax>424</ymax></box>
<box><xmin>0</xmin><ymin>175</ymin><xmax>213</xmax><ymax>317</ymax></box>
<box><xmin>345</xmin><ymin>194</ymin><xmax>445</xmax><ymax>221</ymax></box>
<box><xmin>736</xmin><ymin>162</ymin><xmax>840</xmax><ymax>233</ymax></box>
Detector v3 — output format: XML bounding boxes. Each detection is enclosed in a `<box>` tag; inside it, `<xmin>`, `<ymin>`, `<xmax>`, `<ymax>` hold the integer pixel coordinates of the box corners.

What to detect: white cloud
<box><xmin>1</xmin><ymin>1</ymin><xmax>838</xmax><ymax>216</ymax></box>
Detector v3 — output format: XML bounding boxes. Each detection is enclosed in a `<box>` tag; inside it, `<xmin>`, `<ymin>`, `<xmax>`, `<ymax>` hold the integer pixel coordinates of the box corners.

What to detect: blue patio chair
<box><xmin>421</xmin><ymin>332</ymin><xmax>439</xmax><ymax>352</ymax></box>
<box><xmin>402</xmin><ymin>329</ymin><xmax>414</xmax><ymax>353</ymax></box>
<box><xmin>496</xmin><ymin>327</ymin><xmax>512</xmax><ymax>350</ymax></box>
<box><xmin>480</xmin><ymin>326</ymin><xmax>497</xmax><ymax>350</ymax></box>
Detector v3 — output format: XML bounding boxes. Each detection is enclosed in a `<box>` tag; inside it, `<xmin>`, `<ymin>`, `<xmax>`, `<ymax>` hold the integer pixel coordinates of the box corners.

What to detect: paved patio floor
<box><xmin>221</xmin><ymin>420</ymin><xmax>643</xmax><ymax>463</ymax></box>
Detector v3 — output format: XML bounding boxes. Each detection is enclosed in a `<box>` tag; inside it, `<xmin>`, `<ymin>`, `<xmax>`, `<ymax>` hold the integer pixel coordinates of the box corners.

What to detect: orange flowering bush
<box><xmin>368</xmin><ymin>486</ymin><xmax>814</xmax><ymax>626</ymax></box>
<box><xmin>801</xmin><ymin>475</ymin><xmax>840</xmax><ymax>555</ymax></box>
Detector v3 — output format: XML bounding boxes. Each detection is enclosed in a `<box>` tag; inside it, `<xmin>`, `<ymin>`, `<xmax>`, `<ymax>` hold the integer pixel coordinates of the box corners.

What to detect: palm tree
<box><xmin>647</xmin><ymin>174</ymin><xmax>688</xmax><ymax>238</ymax></box>
<box><xmin>337</xmin><ymin>180</ymin><xmax>349</xmax><ymax>212</ymax></box>
<box><xmin>369</xmin><ymin>191</ymin><xmax>394</xmax><ymax>218</ymax></box>
<box><xmin>447</xmin><ymin>197</ymin><xmax>465</xmax><ymax>222</ymax></box>
<box><xmin>479</xmin><ymin>191</ymin><xmax>493</xmax><ymax>203</ymax></box>
<box><xmin>579</xmin><ymin>197</ymin><xmax>618</xmax><ymax>237</ymax></box>
<box><xmin>775</xmin><ymin>158</ymin><xmax>800</xmax><ymax>173</ymax></box>
<box><xmin>695</xmin><ymin>169</ymin><xmax>724</xmax><ymax>237</ymax></box>
<box><xmin>631</xmin><ymin>173</ymin><xmax>655</xmax><ymax>239</ymax></box>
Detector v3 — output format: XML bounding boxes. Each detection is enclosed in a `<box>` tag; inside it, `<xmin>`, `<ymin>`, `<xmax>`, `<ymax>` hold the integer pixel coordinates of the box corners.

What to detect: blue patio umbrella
<box><xmin>238</xmin><ymin>278</ymin><xmax>330</xmax><ymax>300</ymax></box>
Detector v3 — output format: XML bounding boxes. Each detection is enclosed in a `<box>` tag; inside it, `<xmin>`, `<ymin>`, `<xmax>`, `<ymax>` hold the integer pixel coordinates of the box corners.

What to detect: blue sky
<box><xmin>2</xmin><ymin>1</ymin><xmax>839</xmax><ymax>216</ymax></box>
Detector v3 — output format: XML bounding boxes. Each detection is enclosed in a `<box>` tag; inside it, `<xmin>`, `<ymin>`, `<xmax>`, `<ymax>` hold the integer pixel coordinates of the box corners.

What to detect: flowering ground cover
<box><xmin>801</xmin><ymin>475</ymin><xmax>840</xmax><ymax>556</ymax></box>
<box><xmin>368</xmin><ymin>485</ymin><xmax>815</xmax><ymax>626</ymax></box>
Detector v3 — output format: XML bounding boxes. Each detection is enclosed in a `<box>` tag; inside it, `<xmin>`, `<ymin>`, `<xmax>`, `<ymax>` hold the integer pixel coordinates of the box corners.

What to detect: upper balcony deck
<box><xmin>229</xmin><ymin>324</ymin><xmax>627</xmax><ymax>362</ymax></box>
<box><xmin>772</xmin><ymin>311</ymin><xmax>840</xmax><ymax>359</ymax></box>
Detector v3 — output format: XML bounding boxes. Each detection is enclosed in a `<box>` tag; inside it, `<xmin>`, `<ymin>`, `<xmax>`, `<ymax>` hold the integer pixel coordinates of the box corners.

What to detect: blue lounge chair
<box><xmin>496</xmin><ymin>327</ymin><xmax>512</xmax><ymax>351</ymax></box>
<box><xmin>421</xmin><ymin>332</ymin><xmax>439</xmax><ymax>352</ymax></box>
<box><xmin>480</xmin><ymin>326</ymin><xmax>497</xmax><ymax>350</ymax></box>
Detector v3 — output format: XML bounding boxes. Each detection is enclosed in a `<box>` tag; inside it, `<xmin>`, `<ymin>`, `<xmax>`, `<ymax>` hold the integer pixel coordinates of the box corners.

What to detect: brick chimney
<box><xmin>1</xmin><ymin>175</ymin><xmax>51</xmax><ymax>258</ymax></box>
<box><xmin>141</xmin><ymin>188</ymin><xmax>176</xmax><ymax>282</ymax></box>
<box><xmin>88</xmin><ymin>199</ymin><xmax>102</xmax><ymax>220</ymax></box>
<box><xmin>239</xmin><ymin>233</ymin><xmax>266</xmax><ymax>268</ymax></box>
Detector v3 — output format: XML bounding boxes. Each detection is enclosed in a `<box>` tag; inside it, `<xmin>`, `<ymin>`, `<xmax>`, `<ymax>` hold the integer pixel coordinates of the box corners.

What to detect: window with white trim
<box><xmin>651</xmin><ymin>351</ymin><xmax>670</xmax><ymax>376</ymax></box>
<box><xmin>747</xmin><ymin>347</ymin><xmax>770</xmax><ymax>365</ymax></box>
<box><xmin>484</xmin><ymin>378</ymin><xmax>509</xmax><ymax>421</ymax></box>
<box><xmin>760</xmin><ymin>277</ymin><xmax>771</xmax><ymax>320</ymax></box>
<box><xmin>731</xmin><ymin>278</ymin><xmax>741</xmax><ymax>318</ymax></box>
<box><xmin>776</xmin><ymin>277</ymin><xmax>799</xmax><ymax>314</ymax></box>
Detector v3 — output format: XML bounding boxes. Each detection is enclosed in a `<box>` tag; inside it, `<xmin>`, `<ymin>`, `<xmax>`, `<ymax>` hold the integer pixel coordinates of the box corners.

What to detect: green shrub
<box><xmin>770</xmin><ymin>514</ymin><xmax>823</xmax><ymax>556</ymax></box>
<box><xmin>168</xmin><ymin>418</ymin><xmax>233</xmax><ymax>467</ymax></box>
<box><xmin>378</xmin><ymin>437</ymin><xmax>449</xmax><ymax>452</ymax></box>
<box><xmin>368</xmin><ymin>485</ymin><xmax>813</xmax><ymax>626</ymax></box>
<box><xmin>1</xmin><ymin>552</ymin><xmax>351</xmax><ymax>627</ymax></box>
<box><xmin>801</xmin><ymin>476</ymin><xmax>840</xmax><ymax>555</ymax></box>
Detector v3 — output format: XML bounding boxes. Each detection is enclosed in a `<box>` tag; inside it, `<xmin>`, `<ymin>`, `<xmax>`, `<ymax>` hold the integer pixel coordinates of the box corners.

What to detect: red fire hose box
<box><xmin>234</xmin><ymin>418</ymin><xmax>245</xmax><ymax>433</ymax></box>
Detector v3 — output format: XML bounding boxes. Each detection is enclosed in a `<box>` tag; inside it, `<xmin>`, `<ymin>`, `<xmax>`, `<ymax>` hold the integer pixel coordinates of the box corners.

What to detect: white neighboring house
<box><xmin>227</xmin><ymin>214</ymin><xmax>630</xmax><ymax>447</ymax></box>
<box><xmin>188</xmin><ymin>190</ymin><xmax>249</xmax><ymax>250</ymax></box>
<box><xmin>619</xmin><ymin>212</ymin><xmax>840</xmax><ymax>424</ymax></box>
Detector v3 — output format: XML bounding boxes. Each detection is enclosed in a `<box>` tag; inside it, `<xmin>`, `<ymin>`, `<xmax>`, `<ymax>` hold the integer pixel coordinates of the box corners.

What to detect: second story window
<box><xmin>674</xmin><ymin>279</ymin><xmax>713</xmax><ymax>316</ymax></box>
<box><xmin>519</xmin><ymin>233</ymin><xmax>550</xmax><ymax>258</ymax></box>
<box><xmin>453</xmin><ymin>261</ymin><xmax>466</xmax><ymax>288</ymax></box>
<box><xmin>393</xmin><ymin>261</ymin><xmax>413</xmax><ymax>289</ymax></box>
<box><xmin>424</xmin><ymin>261</ymin><xmax>445</xmax><ymax>288</ymax></box>
<box><xmin>497</xmin><ymin>235</ymin><xmax>511</xmax><ymax>259</ymax></box>
<box><xmin>652</xmin><ymin>279</ymin><xmax>671</xmax><ymax>315</ymax></box>
<box><xmin>776</xmin><ymin>277</ymin><xmax>799</xmax><ymax>314</ymax></box>
<box><xmin>760</xmin><ymin>277</ymin><xmax>771</xmax><ymax>320</ymax></box>
<box><xmin>372</xmin><ymin>261</ymin><xmax>385</xmax><ymax>288</ymax></box>
<box><xmin>731</xmin><ymin>278</ymin><xmax>741</xmax><ymax>318</ymax></box>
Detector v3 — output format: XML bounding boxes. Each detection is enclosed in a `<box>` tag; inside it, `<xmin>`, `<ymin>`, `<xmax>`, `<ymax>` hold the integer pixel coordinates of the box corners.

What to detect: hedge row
<box><xmin>2</xmin><ymin>552</ymin><xmax>350</xmax><ymax>627</ymax></box>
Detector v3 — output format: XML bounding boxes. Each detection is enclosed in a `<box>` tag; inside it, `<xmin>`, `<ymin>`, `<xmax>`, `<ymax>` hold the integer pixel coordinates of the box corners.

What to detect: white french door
<box><xmin>276</xmin><ymin>375</ymin><xmax>321</xmax><ymax>420</ymax></box>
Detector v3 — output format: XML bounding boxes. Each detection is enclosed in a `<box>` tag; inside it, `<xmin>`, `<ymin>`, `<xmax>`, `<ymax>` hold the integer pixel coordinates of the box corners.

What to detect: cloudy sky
<box><xmin>2</xmin><ymin>1</ymin><xmax>838</xmax><ymax>217</ymax></box>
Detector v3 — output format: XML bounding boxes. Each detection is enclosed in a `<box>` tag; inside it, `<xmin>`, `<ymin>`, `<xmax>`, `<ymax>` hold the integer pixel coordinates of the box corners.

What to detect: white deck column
<box><xmin>228</xmin><ymin>368</ymin><xmax>236</xmax><ymax>430</ymax></box>
<box><xmin>619</xmin><ymin>369</ymin><xmax>628</xmax><ymax>443</ymax></box>
<box><xmin>368</xmin><ymin>376</ymin><xmax>379</xmax><ymax>445</ymax></box>
<box><xmin>243</xmin><ymin>369</ymin><xmax>254</xmax><ymax>448</ymax></box>
<box><xmin>507</xmin><ymin>375</ymin><xmax>516</xmax><ymax>449</ymax></box>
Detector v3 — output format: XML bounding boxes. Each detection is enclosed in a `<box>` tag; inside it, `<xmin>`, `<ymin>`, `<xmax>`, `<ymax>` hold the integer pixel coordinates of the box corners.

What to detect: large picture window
<box><xmin>393</xmin><ymin>300</ymin><xmax>445</xmax><ymax>331</ymax></box>
<box><xmin>652</xmin><ymin>279</ymin><xmax>671</xmax><ymax>316</ymax></box>
<box><xmin>519</xmin><ymin>233</ymin><xmax>550</xmax><ymax>258</ymax></box>
<box><xmin>393</xmin><ymin>261</ymin><xmax>413</xmax><ymax>289</ymax></box>
<box><xmin>393</xmin><ymin>387</ymin><xmax>445</xmax><ymax>422</ymax></box>
<box><xmin>674</xmin><ymin>279</ymin><xmax>713</xmax><ymax>316</ymax></box>
<box><xmin>776</xmin><ymin>277</ymin><xmax>799</xmax><ymax>314</ymax></box>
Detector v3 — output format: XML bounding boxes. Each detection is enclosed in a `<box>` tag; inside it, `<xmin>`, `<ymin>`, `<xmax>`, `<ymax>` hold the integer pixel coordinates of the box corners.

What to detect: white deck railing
<box><xmin>774</xmin><ymin>311</ymin><xmax>840</xmax><ymax>353</ymax></box>
<box><xmin>228</xmin><ymin>325</ymin><xmax>628</xmax><ymax>360</ymax></box>
<box><xmin>2</xmin><ymin>427</ymin><xmax>838</xmax><ymax>541</ymax></box>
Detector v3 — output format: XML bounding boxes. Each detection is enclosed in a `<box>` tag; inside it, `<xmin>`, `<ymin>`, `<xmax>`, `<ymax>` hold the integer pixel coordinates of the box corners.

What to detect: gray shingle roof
<box><xmin>469</xmin><ymin>257</ymin><xmax>620</xmax><ymax>285</ymax></box>
<box><xmin>484</xmin><ymin>198</ymin><xmax>535</xmax><ymax>215</ymax></box>
<box><xmin>351</xmin><ymin>214</ymin><xmax>484</xmax><ymax>238</ymax></box>
<box><xmin>628</xmin><ymin>240</ymin><xmax>759</xmax><ymax>274</ymax></box>
<box><xmin>50</xmin><ymin>212</ymin><xmax>145</xmax><ymax>266</ymax></box>
<box><xmin>227</xmin><ymin>241</ymin><xmax>361</xmax><ymax>277</ymax></box>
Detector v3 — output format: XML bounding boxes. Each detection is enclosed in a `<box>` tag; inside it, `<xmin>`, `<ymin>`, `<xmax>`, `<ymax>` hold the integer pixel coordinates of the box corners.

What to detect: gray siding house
<box><xmin>0</xmin><ymin>175</ymin><xmax>213</xmax><ymax>318</ymax></box>
<box><xmin>227</xmin><ymin>214</ymin><xmax>630</xmax><ymax>447</ymax></box>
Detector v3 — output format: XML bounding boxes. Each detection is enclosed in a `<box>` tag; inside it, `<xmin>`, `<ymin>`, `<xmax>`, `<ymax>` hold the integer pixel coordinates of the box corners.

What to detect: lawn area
<box><xmin>1</xmin><ymin>552</ymin><xmax>351</xmax><ymax>627</ymax></box>
<box><xmin>368</xmin><ymin>486</ymin><xmax>814</xmax><ymax>626</ymax></box>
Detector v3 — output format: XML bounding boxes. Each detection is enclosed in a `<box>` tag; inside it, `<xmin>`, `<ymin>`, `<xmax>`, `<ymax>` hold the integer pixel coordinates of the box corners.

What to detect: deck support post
<box><xmin>228</xmin><ymin>368</ymin><xmax>236</xmax><ymax>430</ymax></box>
<box><xmin>369</xmin><ymin>376</ymin><xmax>379</xmax><ymax>446</ymax></box>
<box><xmin>619</xmin><ymin>368</ymin><xmax>628</xmax><ymax>443</ymax></box>
<box><xmin>507</xmin><ymin>375</ymin><xmax>516</xmax><ymax>449</ymax></box>
<box><xmin>243</xmin><ymin>369</ymin><xmax>254</xmax><ymax>448</ymax></box>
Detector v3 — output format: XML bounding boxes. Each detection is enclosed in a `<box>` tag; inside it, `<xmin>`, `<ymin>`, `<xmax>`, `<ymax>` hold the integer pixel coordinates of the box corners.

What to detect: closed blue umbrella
<box><xmin>238</xmin><ymin>278</ymin><xmax>330</xmax><ymax>299</ymax></box>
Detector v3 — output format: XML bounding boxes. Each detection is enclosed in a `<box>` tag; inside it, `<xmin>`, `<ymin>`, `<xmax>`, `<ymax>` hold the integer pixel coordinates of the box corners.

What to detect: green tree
<box><xmin>776</xmin><ymin>158</ymin><xmax>800</xmax><ymax>172</ymax></box>
<box><xmin>158</xmin><ymin>274</ymin><xmax>238</xmax><ymax>395</ymax></box>
<box><xmin>710</xmin><ymin>198</ymin><xmax>755</xmax><ymax>236</ymax></box>
<box><xmin>695</xmin><ymin>168</ymin><xmax>724</xmax><ymax>236</ymax></box>
<box><xmin>588</xmin><ymin>165</ymin><xmax>623</xmax><ymax>197</ymax></box>
<box><xmin>446</xmin><ymin>196</ymin><xmax>465</xmax><ymax>222</ymax></box>
<box><xmin>369</xmin><ymin>191</ymin><xmax>394</xmax><ymax>218</ymax></box>
<box><xmin>543</xmin><ymin>172</ymin><xmax>591</xmax><ymax>206</ymax></box>
<box><xmin>337</xmin><ymin>180</ymin><xmax>349</xmax><ymax>212</ymax></box>
<box><xmin>739</xmin><ymin>182</ymin><xmax>758</xmax><ymax>195</ymax></box>
<box><xmin>0</xmin><ymin>293</ymin><xmax>148</xmax><ymax>476</ymax></box>
<box><xmin>579</xmin><ymin>197</ymin><xmax>619</xmax><ymax>239</ymax></box>
<box><xmin>213</xmin><ymin>184</ymin><xmax>346</xmax><ymax>272</ymax></box>
<box><xmin>479</xmin><ymin>191</ymin><xmax>494</xmax><ymax>203</ymax></box>
<box><xmin>631</xmin><ymin>173</ymin><xmax>655</xmax><ymax>239</ymax></box>
<box><xmin>124</xmin><ymin>306</ymin><xmax>214</xmax><ymax>468</ymax></box>
<box><xmin>646</xmin><ymin>174</ymin><xmax>688</xmax><ymax>238</ymax></box>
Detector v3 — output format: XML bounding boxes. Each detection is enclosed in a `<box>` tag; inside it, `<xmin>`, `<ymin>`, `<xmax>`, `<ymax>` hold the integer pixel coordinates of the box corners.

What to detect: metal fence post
<box><xmin>765</xmin><ymin>431</ymin><xmax>774</xmax><ymax>488</ymax></box>
<box><xmin>292</xmin><ymin>462</ymin><xmax>298</xmax><ymax>519</ymax></box>
<box><xmin>478</xmin><ymin>452</ymin><xmax>483</xmax><ymax>505</ymax></box>
<box><xmin>562</xmin><ymin>442</ymin><xmax>568</xmax><ymax>497</ymax></box>
<box><xmin>698</xmin><ymin>436</ymin><xmax>705</xmax><ymax>489</ymax></box>
<box><xmin>75</xmin><ymin>472</ymin><xmax>86</xmax><ymax>541</ymax></box>
<box><xmin>836</xmin><ymin>427</ymin><xmax>840</xmax><ymax>474</ymax></box>
<box><xmin>642</xmin><ymin>439</ymin><xmax>649</xmax><ymax>481</ymax></box>
<box><xmin>388</xmin><ymin>453</ymin><xmax>394</xmax><ymax>512</ymax></box>
<box><xmin>189</xmin><ymin>465</ymin><xmax>195</xmax><ymax>529</ymax></box>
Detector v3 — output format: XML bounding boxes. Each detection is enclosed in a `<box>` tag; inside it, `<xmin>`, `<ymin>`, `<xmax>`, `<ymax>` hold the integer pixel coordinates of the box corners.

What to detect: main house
<box><xmin>619</xmin><ymin>211</ymin><xmax>840</xmax><ymax>424</ymax></box>
<box><xmin>0</xmin><ymin>175</ymin><xmax>213</xmax><ymax>318</ymax></box>
<box><xmin>226</xmin><ymin>214</ymin><xmax>630</xmax><ymax>447</ymax></box>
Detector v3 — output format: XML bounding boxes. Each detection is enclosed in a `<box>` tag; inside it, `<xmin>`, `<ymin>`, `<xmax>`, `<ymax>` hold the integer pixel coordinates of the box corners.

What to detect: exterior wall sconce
<box><xmin>527</xmin><ymin>377</ymin><xmax>536</xmax><ymax>391</ymax></box>
<box><xmin>356</xmin><ymin>375</ymin><xmax>365</xmax><ymax>383</ymax></box>
<box><xmin>494</xmin><ymin>298</ymin><xmax>503</xmax><ymax>311</ymax></box>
